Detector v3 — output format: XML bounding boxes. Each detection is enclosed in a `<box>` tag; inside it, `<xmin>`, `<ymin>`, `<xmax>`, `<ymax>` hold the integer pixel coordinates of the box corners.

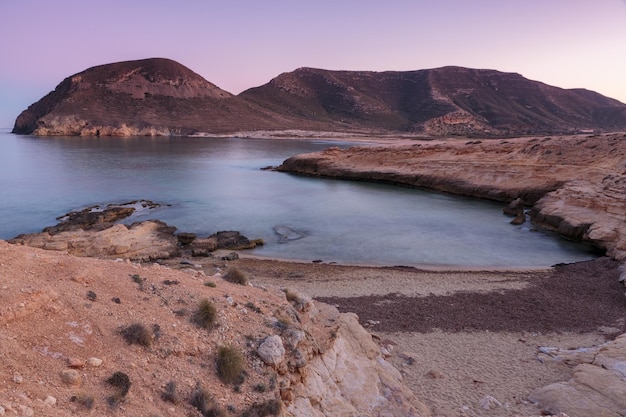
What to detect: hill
<box><xmin>12</xmin><ymin>59</ymin><xmax>626</xmax><ymax>136</ymax></box>
<box><xmin>11</xmin><ymin>58</ymin><xmax>305</xmax><ymax>136</ymax></box>
<box><xmin>242</xmin><ymin>66</ymin><xmax>626</xmax><ymax>136</ymax></box>
<box><xmin>0</xmin><ymin>239</ymin><xmax>427</xmax><ymax>416</ymax></box>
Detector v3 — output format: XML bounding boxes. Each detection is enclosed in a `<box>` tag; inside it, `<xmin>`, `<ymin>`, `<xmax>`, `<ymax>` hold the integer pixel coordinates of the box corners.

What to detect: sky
<box><xmin>1</xmin><ymin>0</ymin><xmax>626</xmax><ymax>128</ymax></box>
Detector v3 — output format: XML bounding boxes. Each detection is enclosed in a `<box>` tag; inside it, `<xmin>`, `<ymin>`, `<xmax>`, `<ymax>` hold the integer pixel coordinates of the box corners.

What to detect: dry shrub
<box><xmin>216</xmin><ymin>345</ymin><xmax>245</xmax><ymax>384</ymax></box>
<box><xmin>190</xmin><ymin>384</ymin><xmax>224</xmax><ymax>417</ymax></box>
<box><xmin>193</xmin><ymin>298</ymin><xmax>217</xmax><ymax>329</ymax></box>
<box><xmin>106</xmin><ymin>371</ymin><xmax>131</xmax><ymax>405</ymax></box>
<box><xmin>223</xmin><ymin>268</ymin><xmax>248</xmax><ymax>285</ymax></box>
<box><xmin>161</xmin><ymin>380</ymin><xmax>179</xmax><ymax>404</ymax></box>
<box><xmin>241</xmin><ymin>399</ymin><xmax>282</xmax><ymax>417</ymax></box>
<box><xmin>70</xmin><ymin>393</ymin><xmax>94</xmax><ymax>409</ymax></box>
<box><xmin>120</xmin><ymin>323</ymin><xmax>152</xmax><ymax>347</ymax></box>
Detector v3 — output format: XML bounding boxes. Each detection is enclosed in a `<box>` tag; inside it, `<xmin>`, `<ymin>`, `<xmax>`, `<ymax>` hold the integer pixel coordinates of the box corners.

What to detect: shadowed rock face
<box><xmin>13</xmin><ymin>59</ymin><xmax>626</xmax><ymax>136</ymax></box>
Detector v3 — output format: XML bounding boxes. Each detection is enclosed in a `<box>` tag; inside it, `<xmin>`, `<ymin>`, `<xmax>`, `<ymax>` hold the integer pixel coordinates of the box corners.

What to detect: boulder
<box><xmin>213</xmin><ymin>231</ymin><xmax>257</xmax><ymax>250</ymax></box>
<box><xmin>257</xmin><ymin>335</ymin><xmax>286</xmax><ymax>367</ymax></box>
<box><xmin>530</xmin><ymin>333</ymin><xmax>626</xmax><ymax>417</ymax></box>
<box><xmin>177</xmin><ymin>232</ymin><xmax>196</xmax><ymax>246</ymax></box>
<box><xmin>503</xmin><ymin>197</ymin><xmax>524</xmax><ymax>216</ymax></box>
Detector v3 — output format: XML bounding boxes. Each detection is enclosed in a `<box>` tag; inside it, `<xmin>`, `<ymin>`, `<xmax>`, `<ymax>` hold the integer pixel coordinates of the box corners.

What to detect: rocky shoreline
<box><xmin>277</xmin><ymin>133</ymin><xmax>626</xmax><ymax>263</ymax></box>
<box><xmin>5</xmin><ymin>133</ymin><xmax>626</xmax><ymax>416</ymax></box>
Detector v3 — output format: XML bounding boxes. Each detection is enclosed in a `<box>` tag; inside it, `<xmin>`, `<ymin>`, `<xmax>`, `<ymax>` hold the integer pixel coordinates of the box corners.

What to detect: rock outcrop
<box><xmin>0</xmin><ymin>240</ymin><xmax>429</xmax><ymax>416</ymax></box>
<box><xmin>9</xmin><ymin>220</ymin><xmax>180</xmax><ymax>261</ymax></box>
<box><xmin>9</xmin><ymin>202</ymin><xmax>265</xmax><ymax>261</ymax></box>
<box><xmin>13</xmin><ymin>58</ymin><xmax>626</xmax><ymax>137</ymax></box>
<box><xmin>530</xmin><ymin>334</ymin><xmax>626</xmax><ymax>417</ymax></box>
<box><xmin>278</xmin><ymin>133</ymin><xmax>626</xmax><ymax>261</ymax></box>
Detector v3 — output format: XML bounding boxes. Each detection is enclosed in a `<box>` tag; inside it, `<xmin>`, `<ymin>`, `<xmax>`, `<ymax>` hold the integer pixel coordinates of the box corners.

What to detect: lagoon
<box><xmin>0</xmin><ymin>129</ymin><xmax>597</xmax><ymax>267</ymax></box>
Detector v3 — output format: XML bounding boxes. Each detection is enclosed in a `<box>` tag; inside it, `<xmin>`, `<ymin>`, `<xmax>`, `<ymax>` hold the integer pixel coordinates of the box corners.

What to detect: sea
<box><xmin>0</xmin><ymin>128</ymin><xmax>598</xmax><ymax>268</ymax></box>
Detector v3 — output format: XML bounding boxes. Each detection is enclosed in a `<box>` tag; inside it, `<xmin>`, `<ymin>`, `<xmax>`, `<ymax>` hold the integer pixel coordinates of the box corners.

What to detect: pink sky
<box><xmin>1</xmin><ymin>0</ymin><xmax>625</xmax><ymax>128</ymax></box>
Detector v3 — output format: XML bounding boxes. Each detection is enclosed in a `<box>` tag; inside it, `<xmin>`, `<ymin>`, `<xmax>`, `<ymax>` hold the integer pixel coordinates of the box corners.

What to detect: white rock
<box><xmin>86</xmin><ymin>357</ymin><xmax>103</xmax><ymax>367</ymax></box>
<box><xmin>44</xmin><ymin>395</ymin><xmax>57</xmax><ymax>406</ymax></box>
<box><xmin>257</xmin><ymin>335</ymin><xmax>285</xmax><ymax>366</ymax></box>
<box><xmin>479</xmin><ymin>395</ymin><xmax>502</xmax><ymax>410</ymax></box>
<box><xmin>0</xmin><ymin>405</ymin><xmax>5</xmax><ymax>415</ymax></box>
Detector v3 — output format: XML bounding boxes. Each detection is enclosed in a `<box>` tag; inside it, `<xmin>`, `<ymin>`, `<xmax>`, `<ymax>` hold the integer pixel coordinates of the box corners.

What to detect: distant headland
<box><xmin>12</xmin><ymin>57</ymin><xmax>626</xmax><ymax>137</ymax></box>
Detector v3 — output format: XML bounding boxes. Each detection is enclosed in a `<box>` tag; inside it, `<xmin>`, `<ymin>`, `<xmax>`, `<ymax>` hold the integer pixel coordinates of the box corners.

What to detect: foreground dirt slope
<box><xmin>0</xmin><ymin>241</ymin><xmax>427</xmax><ymax>417</ymax></box>
<box><xmin>279</xmin><ymin>133</ymin><xmax>626</xmax><ymax>260</ymax></box>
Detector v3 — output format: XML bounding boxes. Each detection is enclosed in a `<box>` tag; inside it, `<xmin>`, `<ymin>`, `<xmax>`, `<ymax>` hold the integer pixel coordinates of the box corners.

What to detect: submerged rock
<box><xmin>273</xmin><ymin>225</ymin><xmax>305</xmax><ymax>242</ymax></box>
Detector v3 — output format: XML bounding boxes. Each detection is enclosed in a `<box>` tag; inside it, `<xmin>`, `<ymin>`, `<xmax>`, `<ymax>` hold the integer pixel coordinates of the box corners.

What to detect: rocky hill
<box><xmin>12</xmin><ymin>58</ymin><xmax>310</xmax><ymax>136</ymax></box>
<box><xmin>242</xmin><ymin>66</ymin><xmax>626</xmax><ymax>136</ymax></box>
<box><xmin>13</xmin><ymin>59</ymin><xmax>626</xmax><ymax>137</ymax></box>
<box><xmin>0</xmin><ymin>239</ymin><xmax>428</xmax><ymax>416</ymax></box>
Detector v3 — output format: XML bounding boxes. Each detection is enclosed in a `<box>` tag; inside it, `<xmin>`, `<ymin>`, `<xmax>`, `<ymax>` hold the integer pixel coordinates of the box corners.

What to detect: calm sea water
<box><xmin>0</xmin><ymin>128</ymin><xmax>597</xmax><ymax>267</ymax></box>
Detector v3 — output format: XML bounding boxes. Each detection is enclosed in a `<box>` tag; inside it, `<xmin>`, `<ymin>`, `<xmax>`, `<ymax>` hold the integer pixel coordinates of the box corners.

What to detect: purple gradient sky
<box><xmin>1</xmin><ymin>0</ymin><xmax>625</xmax><ymax>128</ymax></box>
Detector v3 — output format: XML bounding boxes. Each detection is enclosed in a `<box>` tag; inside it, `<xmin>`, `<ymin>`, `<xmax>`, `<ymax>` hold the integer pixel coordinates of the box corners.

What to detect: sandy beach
<box><xmin>192</xmin><ymin>255</ymin><xmax>626</xmax><ymax>417</ymax></box>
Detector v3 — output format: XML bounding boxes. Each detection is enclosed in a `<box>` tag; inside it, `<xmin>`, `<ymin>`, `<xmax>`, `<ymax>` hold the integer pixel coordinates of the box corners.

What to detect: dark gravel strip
<box><xmin>316</xmin><ymin>257</ymin><xmax>626</xmax><ymax>333</ymax></box>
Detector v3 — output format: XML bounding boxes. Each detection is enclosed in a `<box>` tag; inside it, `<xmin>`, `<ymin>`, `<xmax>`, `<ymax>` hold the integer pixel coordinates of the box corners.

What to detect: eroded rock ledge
<box><xmin>278</xmin><ymin>133</ymin><xmax>626</xmax><ymax>261</ymax></box>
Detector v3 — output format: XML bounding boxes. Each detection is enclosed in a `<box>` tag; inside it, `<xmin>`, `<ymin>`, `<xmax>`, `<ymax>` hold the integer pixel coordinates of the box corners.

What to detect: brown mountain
<box><xmin>13</xmin><ymin>59</ymin><xmax>626</xmax><ymax>136</ymax></box>
<box><xmin>241</xmin><ymin>66</ymin><xmax>626</xmax><ymax>136</ymax></box>
<box><xmin>12</xmin><ymin>58</ymin><xmax>305</xmax><ymax>136</ymax></box>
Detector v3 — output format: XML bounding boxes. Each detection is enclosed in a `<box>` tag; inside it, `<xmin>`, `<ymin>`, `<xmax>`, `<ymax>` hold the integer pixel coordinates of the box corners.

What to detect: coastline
<box><xmin>221</xmin><ymin>255</ymin><xmax>623</xmax><ymax>417</ymax></box>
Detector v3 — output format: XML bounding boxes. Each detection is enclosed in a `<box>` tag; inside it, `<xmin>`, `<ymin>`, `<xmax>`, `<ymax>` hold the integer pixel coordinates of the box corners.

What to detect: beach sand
<box><xmin>204</xmin><ymin>256</ymin><xmax>626</xmax><ymax>417</ymax></box>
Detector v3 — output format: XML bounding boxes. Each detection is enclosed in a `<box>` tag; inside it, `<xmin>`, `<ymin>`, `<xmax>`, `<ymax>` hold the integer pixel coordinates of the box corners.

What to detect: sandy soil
<box><xmin>200</xmin><ymin>256</ymin><xmax>626</xmax><ymax>417</ymax></box>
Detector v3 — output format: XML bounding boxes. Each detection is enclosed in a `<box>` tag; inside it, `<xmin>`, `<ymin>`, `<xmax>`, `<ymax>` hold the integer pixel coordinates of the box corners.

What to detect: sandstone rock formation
<box><xmin>530</xmin><ymin>334</ymin><xmax>626</xmax><ymax>417</ymax></box>
<box><xmin>0</xmin><ymin>240</ymin><xmax>429</xmax><ymax>416</ymax></box>
<box><xmin>278</xmin><ymin>133</ymin><xmax>626</xmax><ymax>261</ymax></box>
<box><xmin>9</xmin><ymin>220</ymin><xmax>180</xmax><ymax>261</ymax></box>
<box><xmin>9</xmin><ymin>202</ymin><xmax>264</xmax><ymax>262</ymax></box>
<box><xmin>13</xmin><ymin>58</ymin><xmax>626</xmax><ymax>137</ymax></box>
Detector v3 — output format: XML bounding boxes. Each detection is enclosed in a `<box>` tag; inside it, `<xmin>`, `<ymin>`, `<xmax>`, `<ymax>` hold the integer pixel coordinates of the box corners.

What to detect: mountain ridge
<box><xmin>13</xmin><ymin>58</ymin><xmax>626</xmax><ymax>137</ymax></box>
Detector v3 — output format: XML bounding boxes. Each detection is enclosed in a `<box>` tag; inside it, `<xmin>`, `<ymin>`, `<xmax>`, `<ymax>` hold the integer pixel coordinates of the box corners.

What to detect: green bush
<box><xmin>223</xmin><ymin>268</ymin><xmax>248</xmax><ymax>285</ymax></box>
<box><xmin>216</xmin><ymin>345</ymin><xmax>245</xmax><ymax>384</ymax></box>
<box><xmin>193</xmin><ymin>298</ymin><xmax>217</xmax><ymax>329</ymax></box>
<box><xmin>120</xmin><ymin>323</ymin><xmax>152</xmax><ymax>347</ymax></box>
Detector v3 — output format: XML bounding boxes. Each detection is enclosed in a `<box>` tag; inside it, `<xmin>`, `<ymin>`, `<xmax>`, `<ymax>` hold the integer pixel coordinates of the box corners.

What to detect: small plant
<box><xmin>245</xmin><ymin>301</ymin><xmax>261</xmax><ymax>313</ymax></box>
<box><xmin>106</xmin><ymin>371</ymin><xmax>131</xmax><ymax>405</ymax></box>
<box><xmin>193</xmin><ymin>298</ymin><xmax>217</xmax><ymax>329</ymax></box>
<box><xmin>131</xmin><ymin>273</ymin><xmax>146</xmax><ymax>290</ymax></box>
<box><xmin>204</xmin><ymin>281</ymin><xmax>217</xmax><ymax>288</ymax></box>
<box><xmin>241</xmin><ymin>399</ymin><xmax>282</xmax><ymax>417</ymax></box>
<box><xmin>190</xmin><ymin>384</ymin><xmax>224</xmax><ymax>417</ymax></box>
<box><xmin>120</xmin><ymin>323</ymin><xmax>152</xmax><ymax>347</ymax></box>
<box><xmin>70</xmin><ymin>393</ymin><xmax>95</xmax><ymax>409</ymax></box>
<box><xmin>86</xmin><ymin>290</ymin><xmax>97</xmax><ymax>301</ymax></box>
<box><xmin>216</xmin><ymin>345</ymin><xmax>245</xmax><ymax>384</ymax></box>
<box><xmin>223</xmin><ymin>268</ymin><xmax>248</xmax><ymax>285</ymax></box>
<box><xmin>253</xmin><ymin>383</ymin><xmax>266</xmax><ymax>393</ymax></box>
<box><xmin>161</xmin><ymin>380</ymin><xmax>179</xmax><ymax>404</ymax></box>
